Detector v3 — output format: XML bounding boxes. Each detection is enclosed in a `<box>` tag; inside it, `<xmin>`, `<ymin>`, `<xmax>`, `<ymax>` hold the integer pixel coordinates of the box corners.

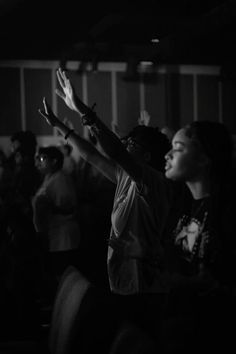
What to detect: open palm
<box><xmin>55</xmin><ymin>67</ymin><xmax>78</xmax><ymax>111</ymax></box>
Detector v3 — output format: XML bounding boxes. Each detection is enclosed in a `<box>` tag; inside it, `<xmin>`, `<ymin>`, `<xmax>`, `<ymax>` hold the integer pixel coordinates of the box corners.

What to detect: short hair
<box><xmin>128</xmin><ymin>125</ymin><xmax>171</xmax><ymax>172</ymax></box>
<box><xmin>38</xmin><ymin>146</ymin><xmax>64</xmax><ymax>170</ymax></box>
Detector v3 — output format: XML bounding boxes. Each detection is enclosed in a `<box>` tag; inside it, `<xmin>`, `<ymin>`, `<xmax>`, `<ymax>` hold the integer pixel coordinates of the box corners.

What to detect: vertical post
<box><xmin>218</xmin><ymin>80</ymin><xmax>223</xmax><ymax>123</ymax></box>
<box><xmin>52</xmin><ymin>68</ymin><xmax>58</xmax><ymax>136</ymax></box>
<box><xmin>140</xmin><ymin>80</ymin><xmax>145</xmax><ymax>112</ymax></box>
<box><xmin>20</xmin><ymin>67</ymin><xmax>26</xmax><ymax>130</ymax></box>
<box><xmin>111</xmin><ymin>70</ymin><xmax>118</xmax><ymax>133</ymax></box>
<box><xmin>193</xmin><ymin>74</ymin><xmax>198</xmax><ymax>121</ymax></box>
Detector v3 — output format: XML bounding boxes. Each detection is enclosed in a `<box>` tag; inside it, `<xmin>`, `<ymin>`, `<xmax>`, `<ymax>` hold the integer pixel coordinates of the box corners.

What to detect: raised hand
<box><xmin>38</xmin><ymin>97</ymin><xmax>59</xmax><ymax>127</ymax></box>
<box><xmin>55</xmin><ymin>68</ymin><xmax>78</xmax><ymax>112</ymax></box>
<box><xmin>138</xmin><ymin>109</ymin><xmax>150</xmax><ymax>126</ymax></box>
<box><xmin>56</xmin><ymin>67</ymin><xmax>98</xmax><ymax>126</ymax></box>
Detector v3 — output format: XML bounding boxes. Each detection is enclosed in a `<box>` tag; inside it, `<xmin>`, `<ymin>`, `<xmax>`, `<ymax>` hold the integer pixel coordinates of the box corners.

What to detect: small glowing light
<box><xmin>151</xmin><ymin>38</ymin><xmax>160</xmax><ymax>43</ymax></box>
<box><xmin>140</xmin><ymin>61</ymin><xmax>153</xmax><ymax>66</ymax></box>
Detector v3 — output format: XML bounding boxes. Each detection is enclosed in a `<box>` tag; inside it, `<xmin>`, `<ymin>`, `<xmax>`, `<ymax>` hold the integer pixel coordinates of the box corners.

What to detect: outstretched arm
<box><xmin>38</xmin><ymin>97</ymin><xmax>117</xmax><ymax>183</ymax></box>
<box><xmin>55</xmin><ymin>68</ymin><xmax>143</xmax><ymax>183</ymax></box>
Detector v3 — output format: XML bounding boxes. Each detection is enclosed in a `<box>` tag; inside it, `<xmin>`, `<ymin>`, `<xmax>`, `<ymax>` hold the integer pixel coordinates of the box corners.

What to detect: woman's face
<box><xmin>165</xmin><ymin>128</ymin><xmax>207</xmax><ymax>182</ymax></box>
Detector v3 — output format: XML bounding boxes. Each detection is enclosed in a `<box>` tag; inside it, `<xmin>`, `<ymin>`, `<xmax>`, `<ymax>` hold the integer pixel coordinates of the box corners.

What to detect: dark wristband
<box><xmin>64</xmin><ymin>129</ymin><xmax>74</xmax><ymax>140</ymax></box>
<box><xmin>81</xmin><ymin>111</ymin><xmax>97</xmax><ymax>127</ymax></box>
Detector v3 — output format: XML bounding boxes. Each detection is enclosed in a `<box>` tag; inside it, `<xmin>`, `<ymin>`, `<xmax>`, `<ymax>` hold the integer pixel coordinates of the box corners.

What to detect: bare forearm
<box><xmin>54</xmin><ymin>120</ymin><xmax>100</xmax><ymax>162</ymax></box>
<box><xmin>53</xmin><ymin>119</ymin><xmax>117</xmax><ymax>182</ymax></box>
<box><xmin>74</xmin><ymin>109</ymin><xmax>142</xmax><ymax>182</ymax></box>
<box><xmin>55</xmin><ymin>70</ymin><xmax>128</xmax><ymax>163</ymax></box>
<box><xmin>90</xmin><ymin>118</ymin><xmax>127</xmax><ymax>161</ymax></box>
<box><xmin>39</xmin><ymin>94</ymin><xmax>116</xmax><ymax>180</ymax></box>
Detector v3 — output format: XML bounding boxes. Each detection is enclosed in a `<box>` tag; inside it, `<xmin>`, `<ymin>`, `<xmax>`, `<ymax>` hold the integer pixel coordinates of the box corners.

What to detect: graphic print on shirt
<box><xmin>174</xmin><ymin>211</ymin><xmax>209</xmax><ymax>262</ymax></box>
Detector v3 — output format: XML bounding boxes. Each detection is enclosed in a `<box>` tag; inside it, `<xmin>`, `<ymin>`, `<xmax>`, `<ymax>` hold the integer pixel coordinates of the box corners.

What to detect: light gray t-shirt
<box><xmin>33</xmin><ymin>171</ymin><xmax>80</xmax><ymax>252</ymax></box>
<box><xmin>108</xmin><ymin>165</ymin><xmax>171</xmax><ymax>295</ymax></box>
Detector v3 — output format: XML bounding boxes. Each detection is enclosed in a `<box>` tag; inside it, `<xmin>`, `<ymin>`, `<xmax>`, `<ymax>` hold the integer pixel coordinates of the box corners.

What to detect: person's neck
<box><xmin>186</xmin><ymin>178</ymin><xmax>210</xmax><ymax>200</ymax></box>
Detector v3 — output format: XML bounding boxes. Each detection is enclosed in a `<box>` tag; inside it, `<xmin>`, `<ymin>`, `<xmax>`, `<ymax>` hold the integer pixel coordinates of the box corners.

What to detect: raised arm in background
<box><xmin>54</xmin><ymin>67</ymin><xmax>145</xmax><ymax>183</ymax></box>
<box><xmin>38</xmin><ymin>97</ymin><xmax>117</xmax><ymax>183</ymax></box>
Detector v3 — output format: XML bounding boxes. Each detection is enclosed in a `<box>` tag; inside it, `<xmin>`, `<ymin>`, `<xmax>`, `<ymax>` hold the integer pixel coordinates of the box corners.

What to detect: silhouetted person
<box><xmin>38</xmin><ymin>67</ymin><xmax>173</xmax><ymax>340</ymax></box>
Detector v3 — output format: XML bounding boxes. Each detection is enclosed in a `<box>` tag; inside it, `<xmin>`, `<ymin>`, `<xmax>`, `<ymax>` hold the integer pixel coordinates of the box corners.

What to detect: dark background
<box><xmin>0</xmin><ymin>0</ymin><xmax>236</xmax><ymax>146</ymax></box>
<box><xmin>0</xmin><ymin>0</ymin><xmax>235</xmax><ymax>67</ymax></box>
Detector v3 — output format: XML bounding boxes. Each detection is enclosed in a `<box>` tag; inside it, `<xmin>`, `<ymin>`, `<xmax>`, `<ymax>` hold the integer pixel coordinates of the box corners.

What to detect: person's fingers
<box><xmin>58</xmin><ymin>67</ymin><xmax>64</xmax><ymax>77</ymax></box>
<box><xmin>62</xmin><ymin>70</ymin><xmax>67</xmax><ymax>81</ymax></box>
<box><xmin>43</xmin><ymin>97</ymin><xmax>48</xmax><ymax>114</ymax></box>
<box><xmin>38</xmin><ymin>109</ymin><xmax>47</xmax><ymax>118</ymax></box>
<box><xmin>55</xmin><ymin>89</ymin><xmax>65</xmax><ymax>100</ymax></box>
<box><xmin>57</xmin><ymin>69</ymin><xmax>65</xmax><ymax>89</ymax></box>
<box><xmin>38</xmin><ymin>109</ymin><xmax>52</xmax><ymax>126</ymax></box>
<box><xmin>65</xmin><ymin>78</ymin><xmax>71</xmax><ymax>89</ymax></box>
<box><xmin>58</xmin><ymin>67</ymin><xmax>67</xmax><ymax>82</ymax></box>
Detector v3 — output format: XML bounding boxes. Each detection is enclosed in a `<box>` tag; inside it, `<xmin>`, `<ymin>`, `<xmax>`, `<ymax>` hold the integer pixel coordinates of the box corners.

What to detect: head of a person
<box><xmin>125</xmin><ymin>125</ymin><xmax>171</xmax><ymax>172</ymax></box>
<box><xmin>35</xmin><ymin>146</ymin><xmax>64</xmax><ymax>175</ymax></box>
<box><xmin>14</xmin><ymin>147</ymin><xmax>26</xmax><ymax>166</ymax></box>
<box><xmin>165</xmin><ymin>120</ymin><xmax>233</xmax><ymax>183</ymax></box>
<box><xmin>11</xmin><ymin>130</ymin><xmax>37</xmax><ymax>159</ymax></box>
<box><xmin>14</xmin><ymin>144</ymin><xmax>37</xmax><ymax>167</ymax></box>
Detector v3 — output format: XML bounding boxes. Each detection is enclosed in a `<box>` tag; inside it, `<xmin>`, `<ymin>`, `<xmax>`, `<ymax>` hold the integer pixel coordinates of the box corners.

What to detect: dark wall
<box><xmin>0</xmin><ymin>62</ymin><xmax>235</xmax><ymax>143</ymax></box>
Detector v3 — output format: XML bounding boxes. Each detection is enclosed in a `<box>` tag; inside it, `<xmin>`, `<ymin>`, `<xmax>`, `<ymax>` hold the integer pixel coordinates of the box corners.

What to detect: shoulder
<box><xmin>116</xmin><ymin>165</ymin><xmax>128</xmax><ymax>182</ymax></box>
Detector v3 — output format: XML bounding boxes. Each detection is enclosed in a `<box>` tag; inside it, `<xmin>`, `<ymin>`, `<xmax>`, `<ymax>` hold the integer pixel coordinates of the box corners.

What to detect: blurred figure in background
<box><xmin>0</xmin><ymin>130</ymin><xmax>42</xmax><ymax>340</ymax></box>
<box><xmin>33</xmin><ymin>145</ymin><xmax>81</xmax><ymax>301</ymax></box>
<box><xmin>38</xmin><ymin>67</ymin><xmax>174</xmax><ymax>341</ymax></box>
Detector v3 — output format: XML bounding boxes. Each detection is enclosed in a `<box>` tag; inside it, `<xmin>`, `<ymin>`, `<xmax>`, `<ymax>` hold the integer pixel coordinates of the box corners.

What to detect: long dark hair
<box><xmin>185</xmin><ymin>121</ymin><xmax>235</xmax><ymax>288</ymax></box>
<box><xmin>185</xmin><ymin>120</ymin><xmax>233</xmax><ymax>184</ymax></box>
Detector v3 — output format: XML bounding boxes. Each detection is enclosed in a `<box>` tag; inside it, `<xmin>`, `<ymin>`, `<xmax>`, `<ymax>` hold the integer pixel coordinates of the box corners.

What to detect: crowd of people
<box><xmin>0</xmin><ymin>67</ymin><xmax>235</xmax><ymax>352</ymax></box>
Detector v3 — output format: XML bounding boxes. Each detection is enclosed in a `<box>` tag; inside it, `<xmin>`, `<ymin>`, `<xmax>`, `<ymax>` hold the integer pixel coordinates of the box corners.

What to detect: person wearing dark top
<box><xmin>161</xmin><ymin>120</ymin><xmax>236</xmax><ymax>353</ymax></box>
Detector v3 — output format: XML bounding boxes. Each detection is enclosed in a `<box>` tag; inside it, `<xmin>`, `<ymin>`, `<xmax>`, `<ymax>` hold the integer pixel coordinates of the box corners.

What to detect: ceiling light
<box><xmin>151</xmin><ymin>38</ymin><xmax>160</xmax><ymax>43</ymax></box>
